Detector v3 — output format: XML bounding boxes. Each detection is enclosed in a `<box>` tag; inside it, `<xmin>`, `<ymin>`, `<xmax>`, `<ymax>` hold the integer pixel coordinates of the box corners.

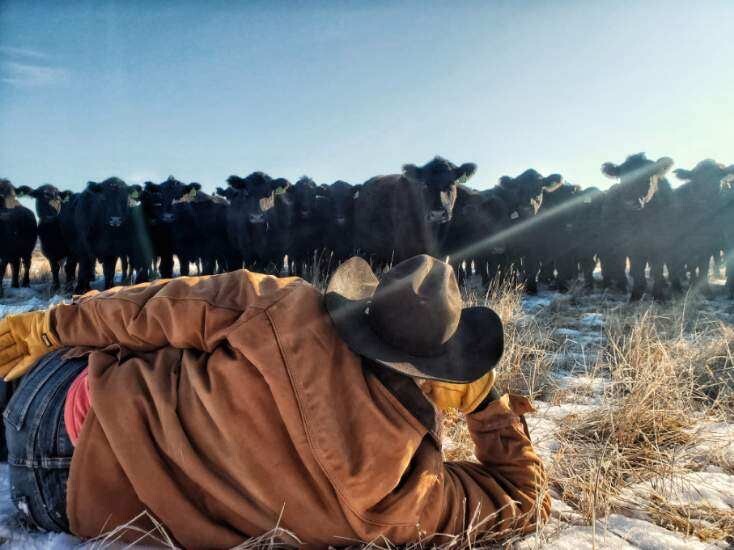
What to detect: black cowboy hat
<box><xmin>325</xmin><ymin>255</ymin><xmax>504</xmax><ymax>383</ymax></box>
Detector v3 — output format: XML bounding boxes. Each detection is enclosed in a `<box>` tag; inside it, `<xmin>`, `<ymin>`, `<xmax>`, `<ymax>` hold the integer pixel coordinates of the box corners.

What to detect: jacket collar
<box><xmin>363</xmin><ymin>359</ymin><xmax>441</xmax><ymax>445</ymax></box>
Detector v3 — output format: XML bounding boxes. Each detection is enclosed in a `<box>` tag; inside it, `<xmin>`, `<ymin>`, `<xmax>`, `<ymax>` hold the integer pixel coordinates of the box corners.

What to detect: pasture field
<box><xmin>0</xmin><ymin>266</ymin><xmax>732</xmax><ymax>549</ymax></box>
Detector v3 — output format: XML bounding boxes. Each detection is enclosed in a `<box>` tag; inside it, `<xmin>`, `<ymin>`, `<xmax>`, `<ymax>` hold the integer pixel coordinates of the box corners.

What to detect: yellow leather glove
<box><xmin>0</xmin><ymin>309</ymin><xmax>60</xmax><ymax>381</ymax></box>
<box><xmin>421</xmin><ymin>371</ymin><xmax>496</xmax><ymax>414</ymax></box>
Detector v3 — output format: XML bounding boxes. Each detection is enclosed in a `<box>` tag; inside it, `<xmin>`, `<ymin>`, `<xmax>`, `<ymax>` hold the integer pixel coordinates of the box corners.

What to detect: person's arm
<box><xmin>52</xmin><ymin>270</ymin><xmax>296</xmax><ymax>352</ymax></box>
<box><xmin>436</xmin><ymin>394</ymin><xmax>550</xmax><ymax>539</ymax></box>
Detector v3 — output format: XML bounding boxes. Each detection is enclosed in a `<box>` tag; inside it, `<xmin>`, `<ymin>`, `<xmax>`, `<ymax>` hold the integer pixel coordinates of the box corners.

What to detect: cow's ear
<box><xmin>128</xmin><ymin>184</ymin><xmax>143</xmax><ymax>200</ymax></box>
<box><xmin>455</xmin><ymin>162</ymin><xmax>477</xmax><ymax>183</ymax></box>
<box><xmin>656</xmin><ymin>157</ymin><xmax>674</xmax><ymax>172</ymax></box>
<box><xmin>182</xmin><ymin>183</ymin><xmax>199</xmax><ymax>200</ymax></box>
<box><xmin>498</xmin><ymin>175</ymin><xmax>513</xmax><ymax>187</ymax></box>
<box><xmin>87</xmin><ymin>181</ymin><xmax>103</xmax><ymax>193</ymax></box>
<box><xmin>601</xmin><ymin>162</ymin><xmax>620</xmax><ymax>178</ymax></box>
<box><xmin>144</xmin><ymin>181</ymin><xmax>159</xmax><ymax>192</ymax></box>
<box><xmin>673</xmin><ymin>168</ymin><xmax>692</xmax><ymax>181</ymax></box>
<box><xmin>227</xmin><ymin>175</ymin><xmax>245</xmax><ymax>189</ymax></box>
<box><xmin>15</xmin><ymin>185</ymin><xmax>34</xmax><ymax>197</ymax></box>
<box><xmin>60</xmin><ymin>191</ymin><xmax>73</xmax><ymax>202</ymax></box>
<box><xmin>543</xmin><ymin>173</ymin><xmax>564</xmax><ymax>191</ymax></box>
<box><xmin>402</xmin><ymin>163</ymin><xmax>424</xmax><ymax>183</ymax></box>
<box><xmin>272</xmin><ymin>178</ymin><xmax>290</xmax><ymax>193</ymax></box>
<box><xmin>215</xmin><ymin>186</ymin><xmax>227</xmax><ymax>197</ymax></box>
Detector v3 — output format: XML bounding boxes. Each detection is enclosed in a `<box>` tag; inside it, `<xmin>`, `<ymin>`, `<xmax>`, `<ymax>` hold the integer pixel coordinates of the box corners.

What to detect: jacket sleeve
<box><xmin>436</xmin><ymin>394</ymin><xmax>550</xmax><ymax>539</ymax></box>
<box><xmin>51</xmin><ymin>271</ymin><xmax>294</xmax><ymax>352</ymax></box>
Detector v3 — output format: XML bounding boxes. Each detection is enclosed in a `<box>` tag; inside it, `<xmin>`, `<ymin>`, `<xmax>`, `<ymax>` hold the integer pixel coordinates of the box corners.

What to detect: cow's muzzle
<box><xmin>426</xmin><ymin>209</ymin><xmax>449</xmax><ymax>223</ymax></box>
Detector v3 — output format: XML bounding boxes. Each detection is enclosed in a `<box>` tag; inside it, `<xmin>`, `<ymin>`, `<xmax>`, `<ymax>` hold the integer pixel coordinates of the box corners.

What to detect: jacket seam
<box><xmin>90</xmin><ymin>294</ymin><xmax>258</xmax><ymax>314</ymax></box>
<box><xmin>267</xmin><ymin>309</ymin><xmax>420</xmax><ymax>530</ymax></box>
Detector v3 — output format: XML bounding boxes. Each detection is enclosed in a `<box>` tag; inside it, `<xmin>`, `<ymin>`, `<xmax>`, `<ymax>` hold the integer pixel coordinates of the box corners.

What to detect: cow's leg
<box><xmin>64</xmin><ymin>257</ymin><xmax>77</xmax><ymax>292</ymax></box>
<box><xmin>580</xmin><ymin>256</ymin><xmax>595</xmax><ymax>289</ymax></box>
<box><xmin>10</xmin><ymin>258</ymin><xmax>21</xmax><ymax>288</ymax></box>
<box><xmin>727</xmin><ymin>251</ymin><xmax>734</xmax><ymax>299</ymax></box>
<box><xmin>21</xmin><ymin>254</ymin><xmax>31</xmax><ymax>288</ymax></box>
<box><xmin>600</xmin><ymin>252</ymin><xmax>625</xmax><ymax>292</ymax></box>
<box><xmin>667</xmin><ymin>257</ymin><xmax>684</xmax><ymax>294</ymax></box>
<box><xmin>0</xmin><ymin>259</ymin><xmax>8</xmax><ymax>298</ymax></box>
<box><xmin>74</xmin><ymin>257</ymin><xmax>93</xmax><ymax>294</ymax></box>
<box><xmin>454</xmin><ymin>261</ymin><xmax>467</xmax><ymax>289</ymax></box>
<box><xmin>179</xmin><ymin>256</ymin><xmax>190</xmax><ymax>277</ymax></box>
<box><xmin>696</xmin><ymin>257</ymin><xmax>712</xmax><ymax>297</ymax></box>
<box><xmin>102</xmin><ymin>257</ymin><xmax>117</xmax><ymax>289</ymax></box>
<box><xmin>523</xmin><ymin>253</ymin><xmax>539</xmax><ymax>294</ymax></box>
<box><xmin>712</xmin><ymin>250</ymin><xmax>723</xmax><ymax>278</ymax></box>
<box><xmin>538</xmin><ymin>261</ymin><xmax>555</xmax><ymax>286</ymax></box>
<box><xmin>120</xmin><ymin>256</ymin><xmax>130</xmax><ymax>284</ymax></box>
<box><xmin>650</xmin><ymin>260</ymin><xmax>667</xmax><ymax>301</ymax></box>
<box><xmin>628</xmin><ymin>256</ymin><xmax>646</xmax><ymax>301</ymax></box>
<box><xmin>49</xmin><ymin>259</ymin><xmax>61</xmax><ymax>291</ymax></box>
<box><xmin>159</xmin><ymin>255</ymin><xmax>174</xmax><ymax>279</ymax></box>
<box><xmin>556</xmin><ymin>256</ymin><xmax>577</xmax><ymax>293</ymax></box>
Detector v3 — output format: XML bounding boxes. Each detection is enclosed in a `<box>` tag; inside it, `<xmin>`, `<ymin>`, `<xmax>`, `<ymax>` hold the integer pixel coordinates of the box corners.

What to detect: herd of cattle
<box><xmin>2</xmin><ymin>153</ymin><xmax>734</xmax><ymax>301</ymax></box>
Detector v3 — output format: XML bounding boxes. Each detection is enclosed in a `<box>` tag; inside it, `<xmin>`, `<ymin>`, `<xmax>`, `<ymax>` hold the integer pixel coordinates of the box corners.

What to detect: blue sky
<box><xmin>1</xmin><ymin>0</ymin><xmax>733</xmax><ymax>198</ymax></box>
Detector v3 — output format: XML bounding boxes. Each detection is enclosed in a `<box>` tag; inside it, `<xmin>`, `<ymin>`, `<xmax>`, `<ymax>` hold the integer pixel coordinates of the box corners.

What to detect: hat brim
<box><xmin>325</xmin><ymin>258</ymin><xmax>504</xmax><ymax>383</ymax></box>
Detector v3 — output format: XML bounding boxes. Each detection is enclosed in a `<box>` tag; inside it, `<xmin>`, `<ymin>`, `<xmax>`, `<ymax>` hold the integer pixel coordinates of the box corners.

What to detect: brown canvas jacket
<box><xmin>51</xmin><ymin>269</ymin><xmax>550</xmax><ymax>548</ymax></box>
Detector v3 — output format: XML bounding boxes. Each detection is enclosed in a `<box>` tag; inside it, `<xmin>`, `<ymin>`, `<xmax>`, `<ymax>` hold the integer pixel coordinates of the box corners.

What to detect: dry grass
<box><xmin>547</xmin><ymin>296</ymin><xmax>734</xmax><ymax>544</ymax></box>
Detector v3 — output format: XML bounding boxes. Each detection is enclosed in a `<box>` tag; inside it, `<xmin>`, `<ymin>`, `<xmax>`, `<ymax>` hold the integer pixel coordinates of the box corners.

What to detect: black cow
<box><xmin>535</xmin><ymin>183</ymin><xmax>604</xmax><ymax>291</ymax></box>
<box><xmin>599</xmin><ymin>153</ymin><xmax>674</xmax><ymax>300</ymax></box>
<box><xmin>222</xmin><ymin>173</ymin><xmax>291</xmax><ymax>273</ymax></box>
<box><xmin>354</xmin><ymin>156</ymin><xmax>477</xmax><ymax>269</ymax></box>
<box><xmin>485</xmin><ymin>170</ymin><xmax>563</xmax><ymax>293</ymax></box>
<box><xmin>69</xmin><ymin>177</ymin><xmax>146</xmax><ymax>293</ymax></box>
<box><xmin>318</xmin><ymin>180</ymin><xmax>361</xmax><ymax>269</ymax></box>
<box><xmin>286</xmin><ymin>177</ymin><xmax>324</xmax><ymax>277</ymax></box>
<box><xmin>141</xmin><ymin>177</ymin><xmax>201</xmax><ymax>278</ymax></box>
<box><xmin>535</xmin><ymin>183</ymin><xmax>583</xmax><ymax>290</ymax></box>
<box><xmin>183</xmin><ymin>188</ymin><xmax>233</xmax><ymax>275</ymax></box>
<box><xmin>0</xmin><ymin>179</ymin><xmax>37</xmax><ymax>298</ymax></box>
<box><xmin>673</xmin><ymin>160</ymin><xmax>734</xmax><ymax>296</ymax></box>
<box><xmin>16</xmin><ymin>184</ymin><xmax>76</xmax><ymax>291</ymax></box>
<box><xmin>444</xmin><ymin>185</ymin><xmax>510</xmax><ymax>286</ymax></box>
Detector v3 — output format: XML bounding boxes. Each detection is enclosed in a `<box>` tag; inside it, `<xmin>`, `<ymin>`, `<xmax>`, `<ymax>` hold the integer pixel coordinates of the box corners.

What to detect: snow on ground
<box><xmin>0</xmin><ymin>279</ymin><xmax>732</xmax><ymax>548</ymax></box>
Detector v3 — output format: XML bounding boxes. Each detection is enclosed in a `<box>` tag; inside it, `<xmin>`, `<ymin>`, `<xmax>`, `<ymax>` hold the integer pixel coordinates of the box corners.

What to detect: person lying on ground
<box><xmin>0</xmin><ymin>254</ymin><xmax>550</xmax><ymax>547</ymax></box>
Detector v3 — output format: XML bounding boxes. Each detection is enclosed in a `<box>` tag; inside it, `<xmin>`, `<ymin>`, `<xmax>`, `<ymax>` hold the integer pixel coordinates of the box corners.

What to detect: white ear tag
<box><xmin>584</xmin><ymin>197</ymin><xmax>592</xmax><ymax>204</ymax></box>
<box><xmin>510</xmin><ymin>211</ymin><xmax>520</xmax><ymax>220</ymax></box>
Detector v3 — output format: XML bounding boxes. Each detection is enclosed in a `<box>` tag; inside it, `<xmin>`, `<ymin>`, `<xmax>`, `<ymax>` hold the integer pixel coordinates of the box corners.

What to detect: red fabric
<box><xmin>64</xmin><ymin>368</ymin><xmax>91</xmax><ymax>446</ymax></box>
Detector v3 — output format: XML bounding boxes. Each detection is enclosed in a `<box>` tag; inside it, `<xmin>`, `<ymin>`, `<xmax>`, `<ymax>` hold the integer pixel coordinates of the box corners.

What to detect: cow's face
<box><xmin>324</xmin><ymin>180</ymin><xmax>359</xmax><ymax>227</ymax></box>
<box><xmin>403</xmin><ymin>156</ymin><xmax>476</xmax><ymax>224</ymax></box>
<box><xmin>227</xmin><ymin>172</ymin><xmax>278</xmax><ymax>224</ymax></box>
<box><xmin>142</xmin><ymin>177</ymin><xmax>197</xmax><ymax>224</ymax></box>
<box><xmin>675</xmin><ymin>160</ymin><xmax>734</xmax><ymax>194</ymax></box>
<box><xmin>87</xmin><ymin>177</ymin><xmax>136</xmax><ymax>228</ymax></box>
<box><xmin>0</xmin><ymin>179</ymin><xmax>18</xmax><ymax>210</ymax></box>
<box><xmin>291</xmin><ymin>177</ymin><xmax>318</xmax><ymax>221</ymax></box>
<box><xmin>499</xmin><ymin>169</ymin><xmax>546</xmax><ymax>216</ymax></box>
<box><xmin>16</xmin><ymin>184</ymin><xmax>63</xmax><ymax>220</ymax></box>
<box><xmin>602</xmin><ymin>153</ymin><xmax>673</xmax><ymax>209</ymax></box>
<box><xmin>215</xmin><ymin>186</ymin><xmax>238</xmax><ymax>203</ymax></box>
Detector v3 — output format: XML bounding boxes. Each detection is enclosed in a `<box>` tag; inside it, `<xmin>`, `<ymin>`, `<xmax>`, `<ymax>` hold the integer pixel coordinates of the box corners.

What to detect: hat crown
<box><xmin>369</xmin><ymin>255</ymin><xmax>462</xmax><ymax>356</ymax></box>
